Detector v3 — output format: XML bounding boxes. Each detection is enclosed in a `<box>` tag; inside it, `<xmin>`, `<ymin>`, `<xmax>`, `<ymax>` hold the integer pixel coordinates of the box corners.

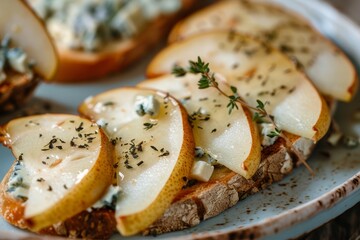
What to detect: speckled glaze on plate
<box><xmin>0</xmin><ymin>0</ymin><xmax>359</xmax><ymax>239</ymax></box>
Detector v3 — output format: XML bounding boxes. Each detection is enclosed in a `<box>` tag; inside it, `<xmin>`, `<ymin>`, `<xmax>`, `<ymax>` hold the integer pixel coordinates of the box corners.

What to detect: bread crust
<box><xmin>0</xmin><ymin>167</ymin><xmax>116</xmax><ymax>239</ymax></box>
<box><xmin>0</xmin><ymin>72</ymin><xmax>39</xmax><ymax>112</ymax></box>
<box><xmin>143</xmin><ymin>135</ymin><xmax>314</xmax><ymax>235</ymax></box>
<box><xmin>53</xmin><ymin>0</ymin><xmax>196</xmax><ymax>82</ymax></box>
<box><xmin>0</xmin><ymin>134</ymin><xmax>313</xmax><ymax>238</ymax></box>
<box><xmin>40</xmin><ymin>209</ymin><xmax>116</xmax><ymax>239</ymax></box>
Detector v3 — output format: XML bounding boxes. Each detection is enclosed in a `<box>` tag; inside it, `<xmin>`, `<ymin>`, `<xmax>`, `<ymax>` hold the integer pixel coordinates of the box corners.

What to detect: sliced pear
<box><xmin>79</xmin><ymin>87</ymin><xmax>194</xmax><ymax>236</ymax></box>
<box><xmin>0</xmin><ymin>114</ymin><xmax>113</xmax><ymax>231</ymax></box>
<box><xmin>168</xmin><ymin>0</ymin><xmax>358</xmax><ymax>101</ymax></box>
<box><xmin>0</xmin><ymin>0</ymin><xmax>58</xmax><ymax>80</ymax></box>
<box><xmin>147</xmin><ymin>31</ymin><xmax>331</xmax><ymax>141</ymax></box>
<box><xmin>138</xmin><ymin>74</ymin><xmax>261</xmax><ymax>179</ymax></box>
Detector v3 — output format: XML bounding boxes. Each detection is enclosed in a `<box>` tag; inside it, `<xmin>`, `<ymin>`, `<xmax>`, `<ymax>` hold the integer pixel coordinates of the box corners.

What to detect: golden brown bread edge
<box><xmin>53</xmin><ymin>0</ymin><xmax>196</xmax><ymax>83</ymax></box>
<box><xmin>0</xmin><ymin>71</ymin><xmax>40</xmax><ymax>112</ymax></box>
<box><xmin>0</xmin><ymin>130</ymin><xmax>315</xmax><ymax>239</ymax></box>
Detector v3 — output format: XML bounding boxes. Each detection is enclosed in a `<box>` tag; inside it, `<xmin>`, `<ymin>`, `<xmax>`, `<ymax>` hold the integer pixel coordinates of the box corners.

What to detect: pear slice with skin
<box><xmin>79</xmin><ymin>87</ymin><xmax>194</xmax><ymax>236</ymax></box>
<box><xmin>138</xmin><ymin>74</ymin><xmax>261</xmax><ymax>179</ymax></box>
<box><xmin>168</xmin><ymin>0</ymin><xmax>358</xmax><ymax>101</ymax></box>
<box><xmin>0</xmin><ymin>114</ymin><xmax>113</xmax><ymax>231</ymax></box>
<box><xmin>147</xmin><ymin>31</ymin><xmax>331</xmax><ymax>142</ymax></box>
<box><xmin>0</xmin><ymin>0</ymin><xmax>58</xmax><ymax>80</ymax></box>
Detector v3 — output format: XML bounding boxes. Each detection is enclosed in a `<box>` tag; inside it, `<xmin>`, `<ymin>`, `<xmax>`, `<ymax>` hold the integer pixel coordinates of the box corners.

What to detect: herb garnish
<box><xmin>159</xmin><ymin>150</ymin><xmax>170</xmax><ymax>157</ymax></box>
<box><xmin>143</xmin><ymin>122</ymin><xmax>157</xmax><ymax>130</ymax></box>
<box><xmin>75</xmin><ymin>122</ymin><xmax>84</xmax><ymax>132</ymax></box>
<box><xmin>173</xmin><ymin>57</ymin><xmax>314</xmax><ymax>175</ymax></box>
<box><xmin>150</xmin><ymin>145</ymin><xmax>158</xmax><ymax>151</ymax></box>
<box><xmin>41</xmin><ymin>137</ymin><xmax>66</xmax><ymax>151</ymax></box>
<box><xmin>172</xmin><ymin>57</ymin><xmax>278</xmax><ymax>129</ymax></box>
<box><xmin>103</xmin><ymin>101</ymin><xmax>115</xmax><ymax>106</ymax></box>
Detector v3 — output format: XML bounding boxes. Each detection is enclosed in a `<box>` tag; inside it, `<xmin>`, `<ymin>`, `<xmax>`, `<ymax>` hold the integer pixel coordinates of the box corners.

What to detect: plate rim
<box><xmin>0</xmin><ymin>1</ymin><xmax>359</xmax><ymax>239</ymax></box>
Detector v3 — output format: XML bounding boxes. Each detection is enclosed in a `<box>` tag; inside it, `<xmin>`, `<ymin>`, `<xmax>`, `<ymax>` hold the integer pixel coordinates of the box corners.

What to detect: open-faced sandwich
<box><xmin>0</xmin><ymin>0</ymin><xmax>358</xmax><ymax>239</ymax></box>
<box><xmin>28</xmin><ymin>0</ymin><xmax>196</xmax><ymax>82</ymax></box>
<box><xmin>0</xmin><ymin>0</ymin><xmax>57</xmax><ymax>112</ymax></box>
<box><xmin>168</xmin><ymin>0</ymin><xmax>358</xmax><ymax>102</ymax></box>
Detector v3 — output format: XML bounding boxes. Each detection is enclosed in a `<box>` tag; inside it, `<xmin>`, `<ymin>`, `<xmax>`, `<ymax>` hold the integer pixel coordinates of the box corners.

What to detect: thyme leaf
<box><xmin>172</xmin><ymin>65</ymin><xmax>187</xmax><ymax>77</ymax></box>
<box><xmin>143</xmin><ymin>122</ymin><xmax>157</xmax><ymax>130</ymax></box>
<box><xmin>267</xmin><ymin>128</ymin><xmax>282</xmax><ymax>138</ymax></box>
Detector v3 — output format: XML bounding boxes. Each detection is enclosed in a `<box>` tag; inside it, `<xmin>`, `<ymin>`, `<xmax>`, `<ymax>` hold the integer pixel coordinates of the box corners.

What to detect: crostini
<box><xmin>29</xmin><ymin>0</ymin><xmax>195</xmax><ymax>82</ymax></box>
<box><xmin>139</xmin><ymin>31</ymin><xmax>332</xmax><ymax>234</ymax></box>
<box><xmin>0</xmin><ymin>32</ymin><xmax>336</xmax><ymax>240</ymax></box>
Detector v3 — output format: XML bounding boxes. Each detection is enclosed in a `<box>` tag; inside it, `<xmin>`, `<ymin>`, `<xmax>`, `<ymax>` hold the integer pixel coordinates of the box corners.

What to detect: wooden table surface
<box><xmin>300</xmin><ymin>1</ymin><xmax>360</xmax><ymax>240</ymax></box>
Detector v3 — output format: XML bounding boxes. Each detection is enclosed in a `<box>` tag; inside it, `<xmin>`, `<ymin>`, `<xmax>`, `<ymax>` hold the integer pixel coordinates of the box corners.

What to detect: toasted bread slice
<box><xmin>144</xmin><ymin>134</ymin><xmax>314</xmax><ymax>235</ymax></box>
<box><xmin>26</xmin><ymin>132</ymin><xmax>314</xmax><ymax>238</ymax></box>
<box><xmin>0</xmin><ymin>72</ymin><xmax>39</xmax><ymax>112</ymax></box>
<box><xmin>33</xmin><ymin>87</ymin><xmax>324</xmax><ymax>238</ymax></box>
<box><xmin>168</xmin><ymin>0</ymin><xmax>358</xmax><ymax>102</ymax></box>
<box><xmin>29</xmin><ymin>0</ymin><xmax>196</xmax><ymax>82</ymax></box>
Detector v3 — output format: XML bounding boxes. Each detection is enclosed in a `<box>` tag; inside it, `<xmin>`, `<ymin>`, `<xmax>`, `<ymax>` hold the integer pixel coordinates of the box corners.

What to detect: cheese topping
<box><xmin>134</xmin><ymin>95</ymin><xmax>160</xmax><ymax>117</ymax></box>
<box><xmin>6</xmin><ymin>160</ymin><xmax>30</xmax><ymax>201</ymax></box>
<box><xmin>260</xmin><ymin>123</ymin><xmax>279</xmax><ymax>147</ymax></box>
<box><xmin>30</xmin><ymin>0</ymin><xmax>181</xmax><ymax>52</ymax></box>
<box><xmin>190</xmin><ymin>160</ymin><xmax>214</xmax><ymax>182</ymax></box>
<box><xmin>0</xmin><ymin>35</ymin><xmax>34</xmax><ymax>83</ymax></box>
<box><xmin>92</xmin><ymin>185</ymin><xmax>122</xmax><ymax>210</ymax></box>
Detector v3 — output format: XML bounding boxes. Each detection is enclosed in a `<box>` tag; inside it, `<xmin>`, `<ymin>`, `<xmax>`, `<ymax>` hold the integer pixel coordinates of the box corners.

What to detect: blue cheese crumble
<box><xmin>92</xmin><ymin>185</ymin><xmax>122</xmax><ymax>210</ymax></box>
<box><xmin>30</xmin><ymin>0</ymin><xmax>182</xmax><ymax>52</ymax></box>
<box><xmin>195</xmin><ymin>146</ymin><xmax>218</xmax><ymax>166</ymax></box>
<box><xmin>6</xmin><ymin>160</ymin><xmax>30</xmax><ymax>201</ymax></box>
<box><xmin>134</xmin><ymin>95</ymin><xmax>160</xmax><ymax>117</ymax></box>
<box><xmin>0</xmin><ymin>35</ymin><xmax>34</xmax><ymax>83</ymax></box>
<box><xmin>260</xmin><ymin>123</ymin><xmax>279</xmax><ymax>147</ymax></box>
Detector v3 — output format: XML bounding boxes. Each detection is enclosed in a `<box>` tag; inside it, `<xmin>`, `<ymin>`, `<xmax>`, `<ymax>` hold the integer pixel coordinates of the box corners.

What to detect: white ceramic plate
<box><xmin>0</xmin><ymin>0</ymin><xmax>359</xmax><ymax>239</ymax></box>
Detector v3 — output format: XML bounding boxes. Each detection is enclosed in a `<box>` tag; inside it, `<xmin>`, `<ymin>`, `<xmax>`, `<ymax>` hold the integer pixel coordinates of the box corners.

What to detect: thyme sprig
<box><xmin>172</xmin><ymin>57</ymin><xmax>277</xmax><ymax>130</ymax></box>
<box><xmin>172</xmin><ymin>57</ymin><xmax>314</xmax><ymax>176</ymax></box>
